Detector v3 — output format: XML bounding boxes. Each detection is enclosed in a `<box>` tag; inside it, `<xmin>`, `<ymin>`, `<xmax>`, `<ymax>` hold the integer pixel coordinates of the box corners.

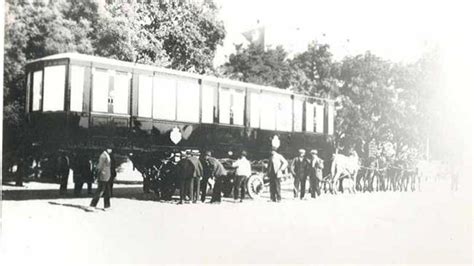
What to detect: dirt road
<box><xmin>1</xmin><ymin>181</ymin><xmax>471</xmax><ymax>264</ymax></box>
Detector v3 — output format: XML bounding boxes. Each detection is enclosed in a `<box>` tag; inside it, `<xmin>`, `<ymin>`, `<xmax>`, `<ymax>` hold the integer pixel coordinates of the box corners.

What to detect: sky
<box><xmin>213</xmin><ymin>0</ymin><xmax>472</xmax><ymax>66</ymax></box>
<box><xmin>212</xmin><ymin>0</ymin><xmax>473</xmax><ymax>163</ymax></box>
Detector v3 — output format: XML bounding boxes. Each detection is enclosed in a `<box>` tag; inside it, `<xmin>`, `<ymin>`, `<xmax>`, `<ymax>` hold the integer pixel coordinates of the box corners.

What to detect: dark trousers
<box><xmin>74</xmin><ymin>182</ymin><xmax>92</xmax><ymax>196</ymax></box>
<box><xmin>59</xmin><ymin>172</ymin><xmax>69</xmax><ymax>195</ymax></box>
<box><xmin>180</xmin><ymin>177</ymin><xmax>200</xmax><ymax>203</ymax></box>
<box><xmin>211</xmin><ymin>175</ymin><xmax>224</xmax><ymax>202</ymax></box>
<box><xmin>294</xmin><ymin>177</ymin><xmax>306</xmax><ymax>199</ymax></box>
<box><xmin>200</xmin><ymin>177</ymin><xmax>210</xmax><ymax>202</ymax></box>
<box><xmin>90</xmin><ymin>181</ymin><xmax>111</xmax><ymax>208</ymax></box>
<box><xmin>269</xmin><ymin>176</ymin><xmax>281</xmax><ymax>202</ymax></box>
<box><xmin>109</xmin><ymin>178</ymin><xmax>115</xmax><ymax>197</ymax></box>
<box><xmin>233</xmin><ymin>175</ymin><xmax>247</xmax><ymax>200</ymax></box>
<box><xmin>309</xmin><ymin>176</ymin><xmax>321</xmax><ymax>197</ymax></box>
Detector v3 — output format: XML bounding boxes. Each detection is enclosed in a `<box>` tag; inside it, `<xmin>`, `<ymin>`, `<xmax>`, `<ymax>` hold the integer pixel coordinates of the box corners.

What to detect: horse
<box><xmin>330</xmin><ymin>152</ymin><xmax>360</xmax><ymax>194</ymax></box>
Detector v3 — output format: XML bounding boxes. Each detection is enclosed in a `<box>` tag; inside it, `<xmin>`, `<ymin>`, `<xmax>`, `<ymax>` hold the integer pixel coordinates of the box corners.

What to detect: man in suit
<box><xmin>290</xmin><ymin>149</ymin><xmax>310</xmax><ymax>199</ymax></box>
<box><xmin>177</xmin><ymin>150</ymin><xmax>203</xmax><ymax>204</ymax></box>
<box><xmin>57</xmin><ymin>151</ymin><xmax>71</xmax><ymax>195</ymax></box>
<box><xmin>267</xmin><ymin>147</ymin><xmax>288</xmax><ymax>202</ymax></box>
<box><xmin>90</xmin><ymin>148</ymin><xmax>112</xmax><ymax>209</ymax></box>
<box><xmin>201</xmin><ymin>151</ymin><xmax>227</xmax><ymax>203</ymax></box>
<box><xmin>73</xmin><ymin>154</ymin><xmax>93</xmax><ymax>196</ymax></box>
<box><xmin>308</xmin><ymin>149</ymin><xmax>324</xmax><ymax>198</ymax></box>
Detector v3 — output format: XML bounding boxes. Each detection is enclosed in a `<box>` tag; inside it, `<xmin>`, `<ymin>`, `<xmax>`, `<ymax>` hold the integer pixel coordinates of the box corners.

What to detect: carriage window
<box><xmin>276</xmin><ymin>95</ymin><xmax>292</xmax><ymax>132</ymax></box>
<box><xmin>294</xmin><ymin>99</ymin><xmax>303</xmax><ymax>132</ymax></box>
<box><xmin>232</xmin><ymin>89</ymin><xmax>245</xmax><ymax>126</ymax></box>
<box><xmin>315</xmin><ymin>104</ymin><xmax>324</xmax><ymax>133</ymax></box>
<box><xmin>201</xmin><ymin>83</ymin><xmax>215</xmax><ymax>123</ymax></box>
<box><xmin>138</xmin><ymin>75</ymin><xmax>153</xmax><ymax>118</ymax></box>
<box><xmin>260</xmin><ymin>93</ymin><xmax>276</xmax><ymax>130</ymax></box>
<box><xmin>32</xmin><ymin>70</ymin><xmax>42</xmax><ymax>111</ymax></box>
<box><xmin>327</xmin><ymin>103</ymin><xmax>334</xmax><ymax>135</ymax></box>
<box><xmin>153</xmin><ymin>75</ymin><xmax>176</xmax><ymax>120</ymax></box>
<box><xmin>219</xmin><ymin>88</ymin><xmax>231</xmax><ymax>124</ymax></box>
<box><xmin>305</xmin><ymin>102</ymin><xmax>315</xmax><ymax>132</ymax></box>
<box><xmin>92</xmin><ymin>68</ymin><xmax>109</xmax><ymax>112</ymax></box>
<box><xmin>112</xmin><ymin>72</ymin><xmax>130</xmax><ymax>114</ymax></box>
<box><xmin>43</xmin><ymin>65</ymin><xmax>66</xmax><ymax>111</ymax></box>
<box><xmin>219</xmin><ymin>87</ymin><xmax>245</xmax><ymax>125</ymax></box>
<box><xmin>70</xmin><ymin>66</ymin><xmax>84</xmax><ymax>112</ymax></box>
<box><xmin>249</xmin><ymin>92</ymin><xmax>260</xmax><ymax>128</ymax></box>
<box><xmin>177</xmin><ymin>79</ymin><xmax>200</xmax><ymax>123</ymax></box>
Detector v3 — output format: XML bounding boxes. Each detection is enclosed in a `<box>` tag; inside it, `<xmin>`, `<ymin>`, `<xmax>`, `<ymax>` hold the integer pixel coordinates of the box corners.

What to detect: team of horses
<box><xmin>326</xmin><ymin>152</ymin><xmax>430</xmax><ymax>194</ymax></box>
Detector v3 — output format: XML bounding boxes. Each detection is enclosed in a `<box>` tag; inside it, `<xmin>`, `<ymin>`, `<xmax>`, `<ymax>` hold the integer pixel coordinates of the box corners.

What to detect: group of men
<box><xmin>176</xmin><ymin>150</ymin><xmax>252</xmax><ymax>204</ymax></box>
<box><xmin>58</xmin><ymin>146</ymin><xmax>325</xmax><ymax>209</ymax></box>
<box><xmin>289</xmin><ymin>149</ymin><xmax>325</xmax><ymax>200</ymax></box>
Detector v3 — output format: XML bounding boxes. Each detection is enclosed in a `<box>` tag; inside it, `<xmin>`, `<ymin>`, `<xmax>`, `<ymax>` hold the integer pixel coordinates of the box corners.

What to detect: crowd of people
<box><xmin>51</xmin><ymin>144</ymin><xmax>457</xmax><ymax>210</ymax></box>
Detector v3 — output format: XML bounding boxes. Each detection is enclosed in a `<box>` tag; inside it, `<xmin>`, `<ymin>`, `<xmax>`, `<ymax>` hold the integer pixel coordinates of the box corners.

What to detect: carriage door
<box><xmin>91</xmin><ymin>68</ymin><xmax>131</xmax><ymax>129</ymax></box>
<box><xmin>110</xmin><ymin>71</ymin><xmax>130</xmax><ymax>115</ymax></box>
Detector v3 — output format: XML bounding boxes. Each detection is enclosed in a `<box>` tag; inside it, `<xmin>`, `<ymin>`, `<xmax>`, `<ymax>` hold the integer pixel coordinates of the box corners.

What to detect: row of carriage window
<box><xmin>28</xmin><ymin>65</ymin><xmax>334</xmax><ymax>134</ymax></box>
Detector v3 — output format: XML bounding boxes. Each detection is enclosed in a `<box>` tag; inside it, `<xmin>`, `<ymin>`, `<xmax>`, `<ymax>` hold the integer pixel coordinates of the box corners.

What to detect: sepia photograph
<box><xmin>1</xmin><ymin>0</ymin><xmax>472</xmax><ymax>264</ymax></box>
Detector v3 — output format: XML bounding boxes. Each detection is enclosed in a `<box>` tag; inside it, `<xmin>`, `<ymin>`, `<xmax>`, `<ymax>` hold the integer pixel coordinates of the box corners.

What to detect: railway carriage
<box><xmin>24</xmin><ymin>53</ymin><xmax>336</xmax><ymax>198</ymax></box>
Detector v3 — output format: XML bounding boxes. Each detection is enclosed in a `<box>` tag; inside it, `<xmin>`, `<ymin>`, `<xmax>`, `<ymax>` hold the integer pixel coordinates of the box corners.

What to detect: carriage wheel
<box><xmin>246</xmin><ymin>174</ymin><xmax>264</xmax><ymax>199</ymax></box>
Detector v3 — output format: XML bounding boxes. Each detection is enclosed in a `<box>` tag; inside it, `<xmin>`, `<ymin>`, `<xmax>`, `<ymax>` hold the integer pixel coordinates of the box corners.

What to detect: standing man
<box><xmin>57</xmin><ymin>151</ymin><xmax>71</xmax><ymax>195</ymax></box>
<box><xmin>90</xmin><ymin>148</ymin><xmax>112</xmax><ymax>210</ymax></box>
<box><xmin>290</xmin><ymin>149</ymin><xmax>310</xmax><ymax>199</ymax></box>
<box><xmin>73</xmin><ymin>154</ymin><xmax>93</xmax><ymax>196</ymax></box>
<box><xmin>308</xmin><ymin>149</ymin><xmax>324</xmax><ymax>198</ymax></box>
<box><xmin>201</xmin><ymin>151</ymin><xmax>227</xmax><ymax>203</ymax></box>
<box><xmin>177</xmin><ymin>150</ymin><xmax>203</xmax><ymax>204</ymax></box>
<box><xmin>232</xmin><ymin>150</ymin><xmax>252</xmax><ymax>202</ymax></box>
<box><xmin>267</xmin><ymin>147</ymin><xmax>288</xmax><ymax>202</ymax></box>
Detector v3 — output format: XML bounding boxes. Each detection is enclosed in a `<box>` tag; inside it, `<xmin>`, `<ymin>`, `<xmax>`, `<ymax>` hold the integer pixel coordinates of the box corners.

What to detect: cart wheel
<box><xmin>247</xmin><ymin>174</ymin><xmax>264</xmax><ymax>199</ymax></box>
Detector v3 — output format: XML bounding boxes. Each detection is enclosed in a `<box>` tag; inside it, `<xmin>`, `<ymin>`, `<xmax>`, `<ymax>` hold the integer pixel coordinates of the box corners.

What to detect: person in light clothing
<box><xmin>308</xmin><ymin>149</ymin><xmax>324</xmax><ymax>198</ymax></box>
<box><xmin>90</xmin><ymin>148</ymin><xmax>112</xmax><ymax>209</ymax></box>
<box><xmin>232</xmin><ymin>150</ymin><xmax>252</xmax><ymax>202</ymax></box>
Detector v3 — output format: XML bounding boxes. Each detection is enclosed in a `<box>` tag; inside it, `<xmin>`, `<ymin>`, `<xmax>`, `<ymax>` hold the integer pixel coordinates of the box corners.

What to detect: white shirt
<box><xmin>233</xmin><ymin>157</ymin><xmax>252</xmax><ymax>177</ymax></box>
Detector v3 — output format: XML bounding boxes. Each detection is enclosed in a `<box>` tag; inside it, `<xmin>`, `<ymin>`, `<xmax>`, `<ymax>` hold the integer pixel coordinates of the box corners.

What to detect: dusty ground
<box><xmin>1</xmin><ymin>179</ymin><xmax>472</xmax><ymax>264</ymax></box>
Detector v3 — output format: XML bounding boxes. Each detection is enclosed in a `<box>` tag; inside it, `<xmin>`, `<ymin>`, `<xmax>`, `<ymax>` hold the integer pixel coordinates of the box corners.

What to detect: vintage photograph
<box><xmin>1</xmin><ymin>0</ymin><xmax>472</xmax><ymax>264</ymax></box>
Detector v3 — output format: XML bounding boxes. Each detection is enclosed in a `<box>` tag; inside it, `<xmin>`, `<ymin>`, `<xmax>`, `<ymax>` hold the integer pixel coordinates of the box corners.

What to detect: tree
<box><xmin>138</xmin><ymin>0</ymin><xmax>226</xmax><ymax>73</ymax></box>
<box><xmin>222</xmin><ymin>43</ymin><xmax>291</xmax><ymax>89</ymax></box>
<box><xmin>4</xmin><ymin>0</ymin><xmax>95</xmax><ymax>168</ymax></box>
<box><xmin>335</xmin><ymin>52</ymin><xmax>399</xmax><ymax>157</ymax></box>
<box><xmin>289</xmin><ymin>42</ymin><xmax>340</xmax><ymax>97</ymax></box>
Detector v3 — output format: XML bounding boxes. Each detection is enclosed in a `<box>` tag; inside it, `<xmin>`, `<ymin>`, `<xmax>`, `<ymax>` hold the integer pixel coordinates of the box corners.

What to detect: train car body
<box><xmin>24</xmin><ymin>53</ymin><xmax>336</xmax><ymax>197</ymax></box>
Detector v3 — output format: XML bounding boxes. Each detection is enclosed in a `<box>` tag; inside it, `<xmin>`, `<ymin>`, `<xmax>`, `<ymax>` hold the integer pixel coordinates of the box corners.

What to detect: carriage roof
<box><xmin>27</xmin><ymin>53</ymin><xmax>333</xmax><ymax>103</ymax></box>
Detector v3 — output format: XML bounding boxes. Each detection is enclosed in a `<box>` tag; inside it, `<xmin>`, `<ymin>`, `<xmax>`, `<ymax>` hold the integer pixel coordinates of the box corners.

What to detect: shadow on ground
<box><xmin>2</xmin><ymin>181</ymin><xmax>299</xmax><ymax>203</ymax></box>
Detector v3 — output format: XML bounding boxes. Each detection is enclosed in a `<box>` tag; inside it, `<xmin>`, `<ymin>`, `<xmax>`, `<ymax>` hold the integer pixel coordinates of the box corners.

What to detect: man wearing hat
<box><xmin>232</xmin><ymin>150</ymin><xmax>252</xmax><ymax>202</ymax></box>
<box><xmin>200</xmin><ymin>151</ymin><xmax>227</xmax><ymax>203</ymax></box>
<box><xmin>177</xmin><ymin>150</ymin><xmax>203</xmax><ymax>204</ymax></box>
<box><xmin>290</xmin><ymin>149</ymin><xmax>310</xmax><ymax>199</ymax></box>
<box><xmin>56</xmin><ymin>150</ymin><xmax>71</xmax><ymax>195</ymax></box>
<box><xmin>267</xmin><ymin>147</ymin><xmax>288</xmax><ymax>202</ymax></box>
<box><xmin>308</xmin><ymin>149</ymin><xmax>324</xmax><ymax>198</ymax></box>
